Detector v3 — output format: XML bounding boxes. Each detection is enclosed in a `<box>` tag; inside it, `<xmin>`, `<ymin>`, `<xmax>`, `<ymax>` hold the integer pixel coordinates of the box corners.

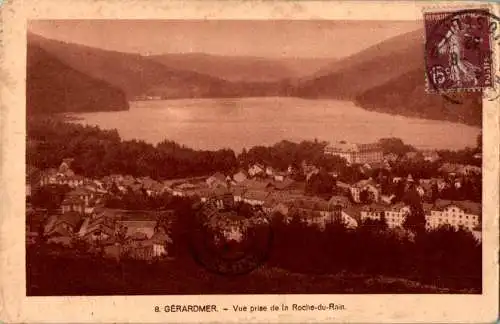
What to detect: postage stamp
<box><xmin>424</xmin><ymin>8</ymin><xmax>495</xmax><ymax>93</ymax></box>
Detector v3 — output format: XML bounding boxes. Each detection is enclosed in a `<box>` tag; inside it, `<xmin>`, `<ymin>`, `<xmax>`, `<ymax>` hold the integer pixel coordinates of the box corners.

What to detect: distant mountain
<box><xmin>27</xmin><ymin>43</ymin><xmax>129</xmax><ymax>114</ymax></box>
<box><xmin>27</xmin><ymin>31</ymin><xmax>482</xmax><ymax>127</ymax></box>
<box><xmin>293</xmin><ymin>29</ymin><xmax>425</xmax><ymax>99</ymax></box>
<box><xmin>292</xmin><ymin>28</ymin><xmax>482</xmax><ymax>126</ymax></box>
<box><xmin>28</xmin><ymin>33</ymin><xmax>235</xmax><ymax>100</ymax></box>
<box><xmin>150</xmin><ymin>53</ymin><xmax>334</xmax><ymax>82</ymax></box>
<box><xmin>354</xmin><ymin>69</ymin><xmax>482</xmax><ymax>126</ymax></box>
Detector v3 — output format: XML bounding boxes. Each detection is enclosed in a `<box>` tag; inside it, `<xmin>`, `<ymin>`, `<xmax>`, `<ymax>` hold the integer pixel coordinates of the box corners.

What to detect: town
<box><xmin>26</xmin><ymin>138</ymin><xmax>483</xmax><ymax>262</ymax></box>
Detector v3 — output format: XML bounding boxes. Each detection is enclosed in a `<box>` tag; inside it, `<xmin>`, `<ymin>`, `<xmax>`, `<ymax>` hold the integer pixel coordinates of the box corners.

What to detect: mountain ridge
<box><xmin>27</xmin><ymin>30</ymin><xmax>482</xmax><ymax>126</ymax></box>
<box><xmin>27</xmin><ymin>43</ymin><xmax>129</xmax><ymax>114</ymax></box>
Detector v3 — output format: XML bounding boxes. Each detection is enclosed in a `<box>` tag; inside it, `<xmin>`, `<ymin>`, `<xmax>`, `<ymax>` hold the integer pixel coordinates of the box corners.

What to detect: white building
<box><xmin>425</xmin><ymin>200</ymin><xmax>481</xmax><ymax>232</ymax></box>
<box><xmin>324</xmin><ymin>141</ymin><xmax>383</xmax><ymax>165</ymax></box>
<box><xmin>360</xmin><ymin>203</ymin><xmax>409</xmax><ymax>229</ymax></box>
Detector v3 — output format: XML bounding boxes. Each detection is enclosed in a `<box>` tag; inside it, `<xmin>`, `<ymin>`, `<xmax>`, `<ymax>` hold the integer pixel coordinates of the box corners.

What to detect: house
<box><xmin>416</xmin><ymin>185</ymin><xmax>425</xmax><ymax>197</ymax></box>
<box><xmin>287</xmin><ymin>164</ymin><xmax>299</xmax><ymax>175</ymax></box>
<box><xmin>66</xmin><ymin>187</ymin><xmax>93</xmax><ymax>206</ymax></box>
<box><xmin>392</xmin><ymin>177</ymin><xmax>403</xmax><ymax>184</ymax></box>
<box><xmin>222</xmin><ymin>225</ymin><xmax>244</xmax><ymax>242</ymax></box>
<box><xmin>122</xmin><ymin>175</ymin><xmax>137</xmax><ymax>187</ymax></box>
<box><xmin>191</xmin><ymin>187</ymin><xmax>213</xmax><ymax>202</ymax></box>
<box><xmin>122</xmin><ymin>241</ymin><xmax>155</xmax><ymax>260</ymax></box>
<box><xmin>328</xmin><ymin>196</ymin><xmax>358</xmax><ymax>228</ymax></box>
<box><xmin>265</xmin><ymin>166</ymin><xmax>275</xmax><ymax>177</ymax></box>
<box><xmin>328</xmin><ymin>171</ymin><xmax>339</xmax><ymax>178</ymax></box>
<box><xmin>39</xmin><ymin>168</ymin><xmax>59</xmax><ymax>186</ymax></box>
<box><xmin>233</xmin><ymin>170</ymin><xmax>248</xmax><ymax>183</ymax></box>
<box><xmin>248</xmin><ymin>163</ymin><xmax>265</xmax><ymax>177</ymax></box>
<box><xmin>242</xmin><ymin>190</ymin><xmax>270</xmax><ymax>206</ymax></box>
<box><xmin>273</xmin><ymin>172</ymin><xmax>287</xmax><ymax>182</ymax></box>
<box><xmin>230</xmin><ymin>185</ymin><xmax>247</xmax><ymax>202</ymax></box>
<box><xmin>360</xmin><ymin>204</ymin><xmax>387</xmax><ymax>223</ymax></box>
<box><xmin>425</xmin><ymin>199</ymin><xmax>481</xmax><ymax>232</ymax></box>
<box><xmin>206</xmin><ymin>172</ymin><xmax>227</xmax><ymax>188</ymax></box>
<box><xmin>45</xmin><ymin>212</ymin><xmax>83</xmax><ymax>245</ymax></box>
<box><xmin>350</xmin><ymin>178</ymin><xmax>380</xmax><ymax>203</ymax></box>
<box><xmin>61</xmin><ymin>196</ymin><xmax>85</xmax><ymax>214</ymax></box>
<box><xmin>383</xmin><ymin>203</ymin><xmax>410</xmax><ymax>229</ymax></box>
<box><xmin>305</xmin><ymin>167</ymin><xmax>320</xmax><ymax>181</ymax></box>
<box><xmin>263</xmin><ymin>192</ymin><xmax>303</xmax><ymax>214</ymax></box>
<box><xmin>78</xmin><ymin>216</ymin><xmax>116</xmax><ymax>243</ymax></box>
<box><xmin>438</xmin><ymin>163</ymin><xmax>480</xmax><ymax>176</ymax></box>
<box><xmin>169</xmin><ymin>182</ymin><xmax>200</xmax><ymax>197</ymax></box>
<box><xmin>422</xmin><ymin>150</ymin><xmax>440</xmax><ymax>163</ymax></box>
<box><xmin>26</xmin><ymin>165</ymin><xmax>41</xmax><ymax>197</ymax></box>
<box><xmin>328</xmin><ymin>195</ymin><xmax>350</xmax><ymax>209</ymax></box>
<box><xmin>289</xmin><ymin>197</ymin><xmax>332</xmax><ymax>220</ymax></box>
<box><xmin>404</xmin><ymin>151</ymin><xmax>420</xmax><ymax>160</ymax></box>
<box><xmin>116</xmin><ymin>214</ymin><xmax>158</xmax><ymax>240</ymax></box>
<box><xmin>83</xmin><ymin>181</ymin><xmax>104</xmax><ymax>195</ymax></box>
<box><xmin>207</xmin><ymin>186</ymin><xmax>234</xmax><ymax>210</ymax></box>
<box><xmin>150</xmin><ymin>228</ymin><xmax>172</xmax><ymax>257</ymax></box>
<box><xmin>138</xmin><ymin>177</ymin><xmax>163</xmax><ymax>196</ymax></box>
<box><xmin>58</xmin><ymin>158</ymin><xmax>74</xmax><ymax>174</ymax></box>
<box><xmin>383</xmin><ymin>153</ymin><xmax>399</xmax><ymax>163</ymax></box>
<box><xmin>324</xmin><ymin>141</ymin><xmax>383</xmax><ymax>165</ymax></box>
<box><xmin>462</xmin><ymin>165</ymin><xmax>482</xmax><ymax>176</ymax></box>
<box><xmin>288</xmin><ymin>197</ymin><xmax>358</xmax><ymax>229</ymax></box>
<box><xmin>59</xmin><ymin>175</ymin><xmax>85</xmax><ymax>188</ymax></box>
<box><xmin>241</xmin><ymin>178</ymin><xmax>275</xmax><ymax>191</ymax></box>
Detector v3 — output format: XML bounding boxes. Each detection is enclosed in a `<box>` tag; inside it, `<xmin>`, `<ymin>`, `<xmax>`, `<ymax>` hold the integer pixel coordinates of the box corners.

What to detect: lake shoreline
<box><xmin>66</xmin><ymin>97</ymin><xmax>481</xmax><ymax>153</ymax></box>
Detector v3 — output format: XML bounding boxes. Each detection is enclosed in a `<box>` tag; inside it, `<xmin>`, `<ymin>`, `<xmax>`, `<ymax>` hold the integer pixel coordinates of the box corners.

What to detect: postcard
<box><xmin>0</xmin><ymin>0</ymin><xmax>498</xmax><ymax>323</ymax></box>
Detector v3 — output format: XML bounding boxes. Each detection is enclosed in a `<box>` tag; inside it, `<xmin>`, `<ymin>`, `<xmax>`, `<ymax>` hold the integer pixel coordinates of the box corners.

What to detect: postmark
<box><xmin>189</xmin><ymin>196</ymin><xmax>273</xmax><ymax>276</ymax></box>
<box><xmin>424</xmin><ymin>8</ymin><xmax>499</xmax><ymax>99</ymax></box>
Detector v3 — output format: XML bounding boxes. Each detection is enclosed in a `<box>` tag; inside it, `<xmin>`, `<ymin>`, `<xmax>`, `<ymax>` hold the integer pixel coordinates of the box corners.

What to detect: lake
<box><xmin>69</xmin><ymin>97</ymin><xmax>481</xmax><ymax>152</ymax></box>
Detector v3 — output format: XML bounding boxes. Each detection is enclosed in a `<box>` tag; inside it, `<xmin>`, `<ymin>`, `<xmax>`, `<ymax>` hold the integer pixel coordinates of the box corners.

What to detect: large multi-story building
<box><xmin>359</xmin><ymin>200</ymin><xmax>481</xmax><ymax>235</ymax></box>
<box><xmin>425</xmin><ymin>199</ymin><xmax>481</xmax><ymax>232</ymax></box>
<box><xmin>324</xmin><ymin>141</ymin><xmax>384</xmax><ymax>165</ymax></box>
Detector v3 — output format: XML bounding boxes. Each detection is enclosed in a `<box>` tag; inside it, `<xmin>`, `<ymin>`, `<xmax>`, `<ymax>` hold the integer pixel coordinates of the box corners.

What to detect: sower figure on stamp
<box><xmin>437</xmin><ymin>18</ymin><xmax>482</xmax><ymax>87</ymax></box>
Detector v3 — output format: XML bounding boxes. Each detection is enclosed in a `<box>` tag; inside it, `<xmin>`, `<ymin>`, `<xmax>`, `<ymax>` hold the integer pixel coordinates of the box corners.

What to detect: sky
<box><xmin>28</xmin><ymin>20</ymin><xmax>422</xmax><ymax>59</ymax></box>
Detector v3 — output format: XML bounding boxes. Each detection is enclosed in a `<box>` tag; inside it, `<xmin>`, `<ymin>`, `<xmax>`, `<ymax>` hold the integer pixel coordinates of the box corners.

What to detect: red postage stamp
<box><xmin>424</xmin><ymin>8</ymin><xmax>495</xmax><ymax>93</ymax></box>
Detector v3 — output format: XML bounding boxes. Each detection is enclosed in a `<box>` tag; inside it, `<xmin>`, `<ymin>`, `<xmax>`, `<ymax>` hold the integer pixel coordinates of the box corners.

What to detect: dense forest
<box><xmin>27</xmin><ymin>117</ymin><xmax>237</xmax><ymax>179</ymax></box>
<box><xmin>27</xmin><ymin>44</ymin><xmax>129</xmax><ymax>114</ymax></box>
<box><xmin>27</xmin><ymin>117</ymin><xmax>481</xmax><ymax>182</ymax></box>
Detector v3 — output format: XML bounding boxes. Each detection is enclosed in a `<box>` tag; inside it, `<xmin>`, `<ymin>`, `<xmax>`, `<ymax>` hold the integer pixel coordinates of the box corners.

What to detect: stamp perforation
<box><xmin>423</xmin><ymin>7</ymin><xmax>497</xmax><ymax>95</ymax></box>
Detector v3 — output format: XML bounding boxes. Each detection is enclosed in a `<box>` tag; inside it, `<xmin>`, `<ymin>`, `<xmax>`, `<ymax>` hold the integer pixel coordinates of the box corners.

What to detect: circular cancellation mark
<box><xmin>188</xmin><ymin>197</ymin><xmax>273</xmax><ymax>276</ymax></box>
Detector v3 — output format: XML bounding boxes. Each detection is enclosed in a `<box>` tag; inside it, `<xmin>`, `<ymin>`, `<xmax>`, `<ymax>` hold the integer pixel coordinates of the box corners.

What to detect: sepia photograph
<box><xmin>24</xmin><ymin>15</ymin><xmax>486</xmax><ymax>297</ymax></box>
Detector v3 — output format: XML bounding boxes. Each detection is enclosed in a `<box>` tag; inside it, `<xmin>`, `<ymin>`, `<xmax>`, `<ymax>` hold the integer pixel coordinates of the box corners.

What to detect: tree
<box><xmin>31</xmin><ymin>184</ymin><xmax>70</xmax><ymax>212</ymax></box>
<box><xmin>402</xmin><ymin>187</ymin><xmax>426</xmax><ymax>234</ymax></box>
<box><xmin>378</xmin><ymin>138</ymin><xmax>415</xmax><ymax>155</ymax></box>
<box><xmin>305</xmin><ymin>171</ymin><xmax>336</xmax><ymax>198</ymax></box>
<box><xmin>359</xmin><ymin>189</ymin><xmax>374</xmax><ymax>204</ymax></box>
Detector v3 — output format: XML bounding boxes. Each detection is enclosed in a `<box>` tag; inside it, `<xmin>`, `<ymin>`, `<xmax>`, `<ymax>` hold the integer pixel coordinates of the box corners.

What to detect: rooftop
<box><xmin>433</xmin><ymin>199</ymin><xmax>482</xmax><ymax>216</ymax></box>
<box><xmin>325</xmin><ymin>142</ymin><xmax>382</xmax><ymax>153</ymax></box>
